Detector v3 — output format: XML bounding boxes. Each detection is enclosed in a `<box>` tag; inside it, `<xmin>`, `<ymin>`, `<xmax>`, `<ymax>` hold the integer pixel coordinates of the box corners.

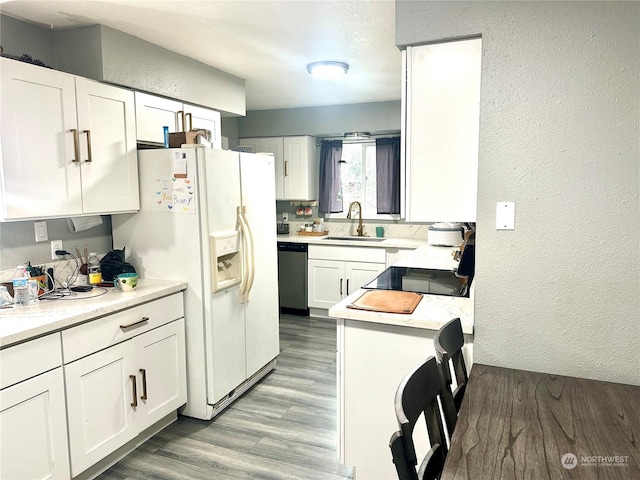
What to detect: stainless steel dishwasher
<box><xmin>277</xmin><ymin>242</ymin><xmax>309</xmax><ymax>316</ymax></box>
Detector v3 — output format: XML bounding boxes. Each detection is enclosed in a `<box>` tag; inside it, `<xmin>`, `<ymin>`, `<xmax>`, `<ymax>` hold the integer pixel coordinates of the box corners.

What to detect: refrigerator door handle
<box><xmin>242</xmin><ymin>206</ymin><xmax>257</xmax><ymax>301</ymax></box>
<box><xmin>237</xmin><ymin>206</ymin><xmax>250</xmax><ymax>303</ymax></box>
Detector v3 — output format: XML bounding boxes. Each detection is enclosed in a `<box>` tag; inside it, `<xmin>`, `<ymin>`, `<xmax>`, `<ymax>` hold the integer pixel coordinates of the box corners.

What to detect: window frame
<box><xmin>324</xmin><ymin>140</ymin><xmax>400</xmax><ymax>221</ymax></box>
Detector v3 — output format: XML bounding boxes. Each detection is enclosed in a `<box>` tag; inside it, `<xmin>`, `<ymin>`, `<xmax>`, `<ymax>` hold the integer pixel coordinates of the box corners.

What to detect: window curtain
<box><xmin>318</xmin><ymin>140</ymin><xmax>344</xmax><ymax>213</ymax></box>
<box><xmin>376</xmin><ymin>137</ymin><xmax>401</xmax><ymax>214</ymax></box>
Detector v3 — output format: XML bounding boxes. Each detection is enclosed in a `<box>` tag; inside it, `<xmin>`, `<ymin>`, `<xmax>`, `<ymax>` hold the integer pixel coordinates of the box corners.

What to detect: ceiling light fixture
<box><xmin>344</xmin><ymin>132</ymin><xmax>370</xmax><ymax>140</ymax></box>
<box><xmin>307</xmin><ymin>61</ymin><xmax>349</xmax><ymax>79</ymax></box>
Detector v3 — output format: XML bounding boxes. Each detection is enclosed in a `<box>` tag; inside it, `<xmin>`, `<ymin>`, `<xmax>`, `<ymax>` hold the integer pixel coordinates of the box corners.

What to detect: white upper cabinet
<box><xmin>134</xmin><ymin>92</ymin><xmax>183</xmax><ymax>142</ymax></box>
<box><xmin>135</xmin><ymin>91</ymin><xmax>222</xmax><ymax>149</ymax></box>
<box><xmin>184</xmin><ymin>103</ymin><xmax>222</xmax><ymax>149</ymax></box>
<box><xmin>0</xmin><ymin>58</ymin><xmax>139</xmax><ymax>220</ymax></box>
<box><xmin>283</xmin><ymin>136</ymin><xmax>318</xmax><ymax>201</ymax></box>
<box><xmin>403</xmin><ymin>38</ymin><xmax>482</xmax><ymax>222</ymax></box>
<box><xmin>239</xmin><ymin>135</ymin><xmax>317</xmax><ymax>200</ymax></box>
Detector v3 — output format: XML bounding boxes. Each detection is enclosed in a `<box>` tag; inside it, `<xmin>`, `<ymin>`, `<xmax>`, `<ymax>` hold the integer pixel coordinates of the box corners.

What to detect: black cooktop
<box><xmin>362</xmin><ymin>243</ymin><xmax>475</xmax><ymax>298</ymax></box>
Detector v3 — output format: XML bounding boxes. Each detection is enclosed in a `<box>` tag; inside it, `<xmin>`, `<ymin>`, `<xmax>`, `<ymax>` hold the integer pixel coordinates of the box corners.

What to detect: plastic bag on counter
<box><xmin>0</xmin><ymin>285</ymin><xmax>13</xmax><ymax>306</ymax></box>
<box><xmin>100</xmin><ymin>248</ymin><xmax>136</xmax><ymax>281</ymax></box>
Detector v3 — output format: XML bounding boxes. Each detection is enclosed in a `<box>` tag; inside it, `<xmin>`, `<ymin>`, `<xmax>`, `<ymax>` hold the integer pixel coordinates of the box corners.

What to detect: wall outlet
<box><xmin>282</xmin><ymin>212</ymin><xmax>289</xmax><ymax>222</ymax></box>
<box><xmin>51</xmin><ymin>240</ymin><xmax>63</xmax><ymax>260</ymax></box>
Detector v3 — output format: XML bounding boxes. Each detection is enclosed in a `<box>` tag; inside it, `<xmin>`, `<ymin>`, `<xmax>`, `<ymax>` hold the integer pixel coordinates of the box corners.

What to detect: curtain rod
<box><xmin>318</xmin><ymin>134</ymin><xmax>400</xmax><ymax>145</ymax></box>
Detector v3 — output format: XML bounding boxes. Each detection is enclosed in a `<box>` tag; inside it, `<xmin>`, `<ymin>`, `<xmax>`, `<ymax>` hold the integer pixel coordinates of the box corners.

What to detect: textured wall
<box><xmin>53</xmin><ymin>25</ymin><xmax>246</xmax><ymax>115</ymax></box>
<box><xmin>237</xmin><ymin>101</ymin><xmax>401</xmax><ymax>138</ymax></box>
<box><xmin>0</xmin><ymin>14</ymin><xmax>55</xmax><ymax>66</ymax></box>
<box><xmin>397</xmin><ymin>1</ymin><xmax>640</xmax><ymax>384</ymax></box>
<box><xmin>0</xmin><ymin>217</ymin><xmax>113</xmax><ymax>271</ymax></box>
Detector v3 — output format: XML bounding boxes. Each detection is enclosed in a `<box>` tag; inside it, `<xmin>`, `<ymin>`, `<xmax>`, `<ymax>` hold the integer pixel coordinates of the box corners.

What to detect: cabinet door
<box><xmin>134</xmin><ymin>91</ymin><xmax>182</xmax><ymax>144</ymax></box>
<box><xmin>283</xmin><ymin>136</ymin><xmax>316</xmax><ymax>200</ymax></box>
<box><xmin>239</xmin><ymin>137</ymin><xmax>285</xmax><ymax>198</ymax></box>
<box><xmin>345</xmin><ymin>262</ymin><xmax>386</xmax><ymax>296</ymax></box>
<box><xmin>0</xmin><ymin>368</ymin><xmax>70</xmax><ymax>479</ymax></box>
<box><xmin>0</xmin><ymin>57</ymin><xmax>82</xmax><ymax>220</ymax></box>
<box><xmin>136</xmin><ymin>319</ymin><xmax>187</xmax><ymax>428</ymax></box>
<box><xmin>76</xmin><ymin>78</ymin><xmax>139</xmax><ymax>214</ymax></box>
<box><xmin>260</xmin><ymin>138</ymin><xmax>285</xmax><ymax>200</ymax></box>
<box><xmin>238</xmin><ymin>137</ymin><xmax>262</xmax><ymax>153</ymax></box>
<box><xmin>65</xmin><ymin>341</ymin><xmax>137</xmax><ymax>477</ymax></box>
<box><xmin>184</xmin><ymin>103</ymin><xmax>222</xmax><ymax>149</ymax></box>
<box><xmin>405</xmin><ymin>39</ymin><xmax>481</xmax><ymax>222</ymax></box>
<box><xmin>308</xmin><ymin>259</ymin><xmax>345</xmax><ymax>309</ymax></box>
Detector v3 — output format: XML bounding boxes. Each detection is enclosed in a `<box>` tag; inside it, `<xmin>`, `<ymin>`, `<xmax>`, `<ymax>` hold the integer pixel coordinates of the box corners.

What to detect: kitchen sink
<box><xmin>324</xmin><ymin>236</ymin><xmax>386</xmax><ymax>242</ymax></box>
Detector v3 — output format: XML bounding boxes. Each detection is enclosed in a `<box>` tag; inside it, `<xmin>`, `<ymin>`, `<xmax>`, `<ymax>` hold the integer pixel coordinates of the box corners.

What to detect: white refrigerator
<box><xmin>112</xmin><ymin>147</ymin><xmax>280</xmax><ymax>420</ymax></box>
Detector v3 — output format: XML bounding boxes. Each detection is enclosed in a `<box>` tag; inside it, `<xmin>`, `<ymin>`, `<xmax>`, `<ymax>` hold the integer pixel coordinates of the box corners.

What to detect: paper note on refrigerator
<box><xmin>151</xmin><ymin>176</ymin><xmax>196</xmax><ymax>214</ymax></box>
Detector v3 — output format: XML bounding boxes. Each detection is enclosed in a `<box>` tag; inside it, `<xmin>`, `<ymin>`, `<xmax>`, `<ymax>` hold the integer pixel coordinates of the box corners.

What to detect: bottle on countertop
<box><xmin>87</xmin><ymin>253</ymin><xmax>102</xmax><ymax>285</ymax></box>
<box><xmin>12</xmin><ymin>265</ymin><xmax>30</xmax><ymax>307</ymax></box>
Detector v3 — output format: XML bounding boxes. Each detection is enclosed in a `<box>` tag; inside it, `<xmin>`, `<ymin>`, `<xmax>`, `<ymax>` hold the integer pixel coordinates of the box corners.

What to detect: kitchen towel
<box><xmin>347</xmin><ymin>290</ymin><xmax>423</xmax><ymax>314</ymax></box>
<box><xmin>67</xmin><ymin>215</ymin><xmax>103</xmax><ymax>233</ymax></box>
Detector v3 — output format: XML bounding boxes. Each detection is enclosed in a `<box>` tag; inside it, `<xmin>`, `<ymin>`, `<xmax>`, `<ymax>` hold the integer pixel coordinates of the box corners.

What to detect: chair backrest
<box><xmin>434</xmin><ymin>317</ymin><xmax>469</xmax><ymax>412</ymax></box>
<box><xmin>391</xmin><ymin>356</ymin><xmax>449</xmax><ymax>480</ymax></box>
<box><xmin>389</xmin><ymin>430</ymin><xmax>419</xmax><ymax>480</ymax></box>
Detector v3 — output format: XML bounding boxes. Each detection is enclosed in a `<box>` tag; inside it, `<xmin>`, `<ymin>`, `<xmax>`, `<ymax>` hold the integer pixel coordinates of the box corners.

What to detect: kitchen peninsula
<box><xmin>329</xmin><ymin>245</ymin><xmax>474</xmax><ymax>480</ymax></box>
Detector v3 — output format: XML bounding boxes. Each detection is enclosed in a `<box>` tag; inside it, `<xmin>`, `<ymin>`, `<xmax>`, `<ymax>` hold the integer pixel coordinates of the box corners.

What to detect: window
<box><xmin>331</xmin><ymin>141</ymin><xmax>393</xmax><ymax>220</ymax></box>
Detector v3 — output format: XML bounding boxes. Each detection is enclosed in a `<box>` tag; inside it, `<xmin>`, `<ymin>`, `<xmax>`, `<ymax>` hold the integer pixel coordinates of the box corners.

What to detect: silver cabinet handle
<box><xmin>139</xmin><ymin>368</ymin><xmax>148</xmax><ymax>400</ymax></box>
<box><xmin>340</xmin><ymin>278</ymin><xmax>343</xmax><ymax>296</ymax></box>
<box><xmin>129</xmin><ymin>375</ymin><xmax>137</xmax><ymax>407</ymax></box>
<box><xmin>83</xmin><ymin>130</ymin><xmax>92</xmax><ymax>163</ymax></box>
<box><xmin>120</xmin><ymin>317</ymin><xmax>149</xmax><ymax>330</ymax></box>
<box><xmin>177</xmin><ymin>110</ymin><xmax>185</xmax><ymax>131</ymax></box>
<box><xmin>284</xmin><ymin>160</ymin><xmax>289</xmax><ymax>176</ymax></box>
<box><xmin>71</xmin><ymin>128</ymin><xmax>80</xmax><ymax>163</ymax></box>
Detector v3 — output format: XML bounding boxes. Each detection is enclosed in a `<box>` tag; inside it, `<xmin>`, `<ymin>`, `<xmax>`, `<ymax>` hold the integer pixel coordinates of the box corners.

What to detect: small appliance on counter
<box><xmin>277</xmin><ymin>222</ymin><xmax>290</xmax><ymax>235</ymax></box>
<box><xmin>428</xmin><ymin>222</ymin><xmax>465</xmax><ymax>246</ymax></box>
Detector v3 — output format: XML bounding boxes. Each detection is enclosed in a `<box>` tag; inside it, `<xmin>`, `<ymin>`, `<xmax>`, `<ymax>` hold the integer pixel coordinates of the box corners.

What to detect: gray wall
<box><xmin>0</xmin><ymin>14</ymin><xmax>55</xmax><ymax>66</ymax></box>
<box><xmin>397</xmin><ymin>1</ymin><xmax>640</xmax><ymax>384</ymax></box>
<box><xmin>0</xmin><ymin>217</ymin><xmax>113</xmax><ymax>270</ymax></box>
<box><xmin>54</xmin><ymin>25</ymin><xmax>246</xmax><ymax>116</ymax></box>
<box><xmin>237</xmin><ymin>101</ymin><xmax>401</xmax><ymax>140</ymax></box>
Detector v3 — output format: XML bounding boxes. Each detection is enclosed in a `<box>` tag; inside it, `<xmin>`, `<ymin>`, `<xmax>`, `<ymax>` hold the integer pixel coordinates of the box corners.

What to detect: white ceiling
<box><xmin>0</xmin><ymin>0</ymin><xmax>402</xmax><ymax>111</ymax></box>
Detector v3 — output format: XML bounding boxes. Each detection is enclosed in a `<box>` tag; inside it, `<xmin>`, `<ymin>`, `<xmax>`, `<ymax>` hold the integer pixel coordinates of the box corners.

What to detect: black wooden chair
<box><xmin>389</xmin><ymin>357</ymin><xmax>450</xmax><ymax>480</ymax></box>
<box><xmin>433</xmin><ymin>317</ymin><xmax>468</xmax><ymax>412</ymax></box>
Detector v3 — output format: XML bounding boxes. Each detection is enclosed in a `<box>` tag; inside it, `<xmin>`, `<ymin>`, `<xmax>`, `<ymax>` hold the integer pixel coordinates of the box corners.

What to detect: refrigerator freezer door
<box><xmin>239</xmin><ymin>153</ymin><xmax>280</xmax><ymax>378</ymax></box>
<box><xmin>202</xmin><ymin>150</ymin><xmax>248</xmax><ymax>403</ymax></box>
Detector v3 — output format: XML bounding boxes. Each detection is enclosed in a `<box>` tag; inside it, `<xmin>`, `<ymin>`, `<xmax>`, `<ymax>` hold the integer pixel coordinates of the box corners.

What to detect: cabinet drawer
<box><xmin>62</xmin><ymin>293</ymin><xmax>184</xmax><ymax>364</ymax></box>
<box><xmin>1</xmin><ymin>333</ymin><xmax>62</xmax><ymax>389</ymax></box>
<box><xmin>308</xmin><ymin>245</ymin><xmax>386</xmax><ymax>263</ymax></box>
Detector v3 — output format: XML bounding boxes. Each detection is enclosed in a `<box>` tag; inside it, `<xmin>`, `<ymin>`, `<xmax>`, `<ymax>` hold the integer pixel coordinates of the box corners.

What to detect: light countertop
<box><xmin>276</xmin><ymin>233</ymin><xmax>427</xmax><ymax>249</ymax></box>
<box><xmin>0</xmin><ymin>279</ymin><xmax>187</xmax><ymax>348</ymax></box>
<box><xmin>328</xmin><ymin>245</ymin><xmax>473</xmax><ymax>334</ymax></box>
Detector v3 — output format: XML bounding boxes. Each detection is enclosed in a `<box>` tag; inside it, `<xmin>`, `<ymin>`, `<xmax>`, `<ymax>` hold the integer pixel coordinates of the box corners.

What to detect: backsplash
<box><xmin>286</xmin><ymin>219</ymin><xmax>429</xmax><ymax>240</ymax></box>
<box><xmin>0</xmin><ymin>257</ymin><xmax>95</xmax><ymax>288</ymax></box>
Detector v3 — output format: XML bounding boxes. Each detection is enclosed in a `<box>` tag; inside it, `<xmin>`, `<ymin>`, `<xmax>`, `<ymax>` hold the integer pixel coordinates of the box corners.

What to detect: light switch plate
<box><xmin>34</xmin><ymin>221</ymin><xmax>48</xmax><ymax>242</ymax></box>
<box><xmin>496</xmin><ymin>202</ymin><xmax>515</xmax><ymax>230</ymax></box>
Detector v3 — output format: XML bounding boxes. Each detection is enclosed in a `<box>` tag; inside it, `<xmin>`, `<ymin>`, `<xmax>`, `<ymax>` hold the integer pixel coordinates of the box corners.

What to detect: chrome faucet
<box><xmin>347</xmin><ymin>201</ymin><xmax>366</xmax><ymax>236</ymax></box>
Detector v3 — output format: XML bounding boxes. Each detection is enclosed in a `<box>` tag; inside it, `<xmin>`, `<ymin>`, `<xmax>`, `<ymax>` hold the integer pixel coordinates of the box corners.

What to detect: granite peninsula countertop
<box><xmin>328</xmin><ymin>245</ymin><xmax>474</xmax><ymax>334</ymax></box>
<box><xmin>0</xmin><ymin>279</ymin><xmax>187</xmax><ymax>348</ymax></box>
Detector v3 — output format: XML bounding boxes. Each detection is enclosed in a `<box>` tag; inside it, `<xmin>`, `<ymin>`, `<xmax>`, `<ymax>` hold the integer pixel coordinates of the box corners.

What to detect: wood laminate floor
<box><xmin>98</xmin><ymin>315</ymin><xmax>353</xmax><ymax>480</ymax></box>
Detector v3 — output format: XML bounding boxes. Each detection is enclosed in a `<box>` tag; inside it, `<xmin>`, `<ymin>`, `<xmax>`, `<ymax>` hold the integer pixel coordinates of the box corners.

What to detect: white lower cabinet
<box><xmin>65</xmin><ymin>318</ymin><xmax>186</xmax><ymax>477</ymax></box>
<box><xmin>0</xmin><ymin>333</ymin><xmax>70</xmax><ymax>479</ymax></box>
<box><xmin>0</xmin><ymin>367</ymin><xmax>70</xmax><ymax>479</ymax></box>
<box><xmin>308</xmin><ymin>245</ymin><xmax>386</xmax><ymax>309</ymax></box>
